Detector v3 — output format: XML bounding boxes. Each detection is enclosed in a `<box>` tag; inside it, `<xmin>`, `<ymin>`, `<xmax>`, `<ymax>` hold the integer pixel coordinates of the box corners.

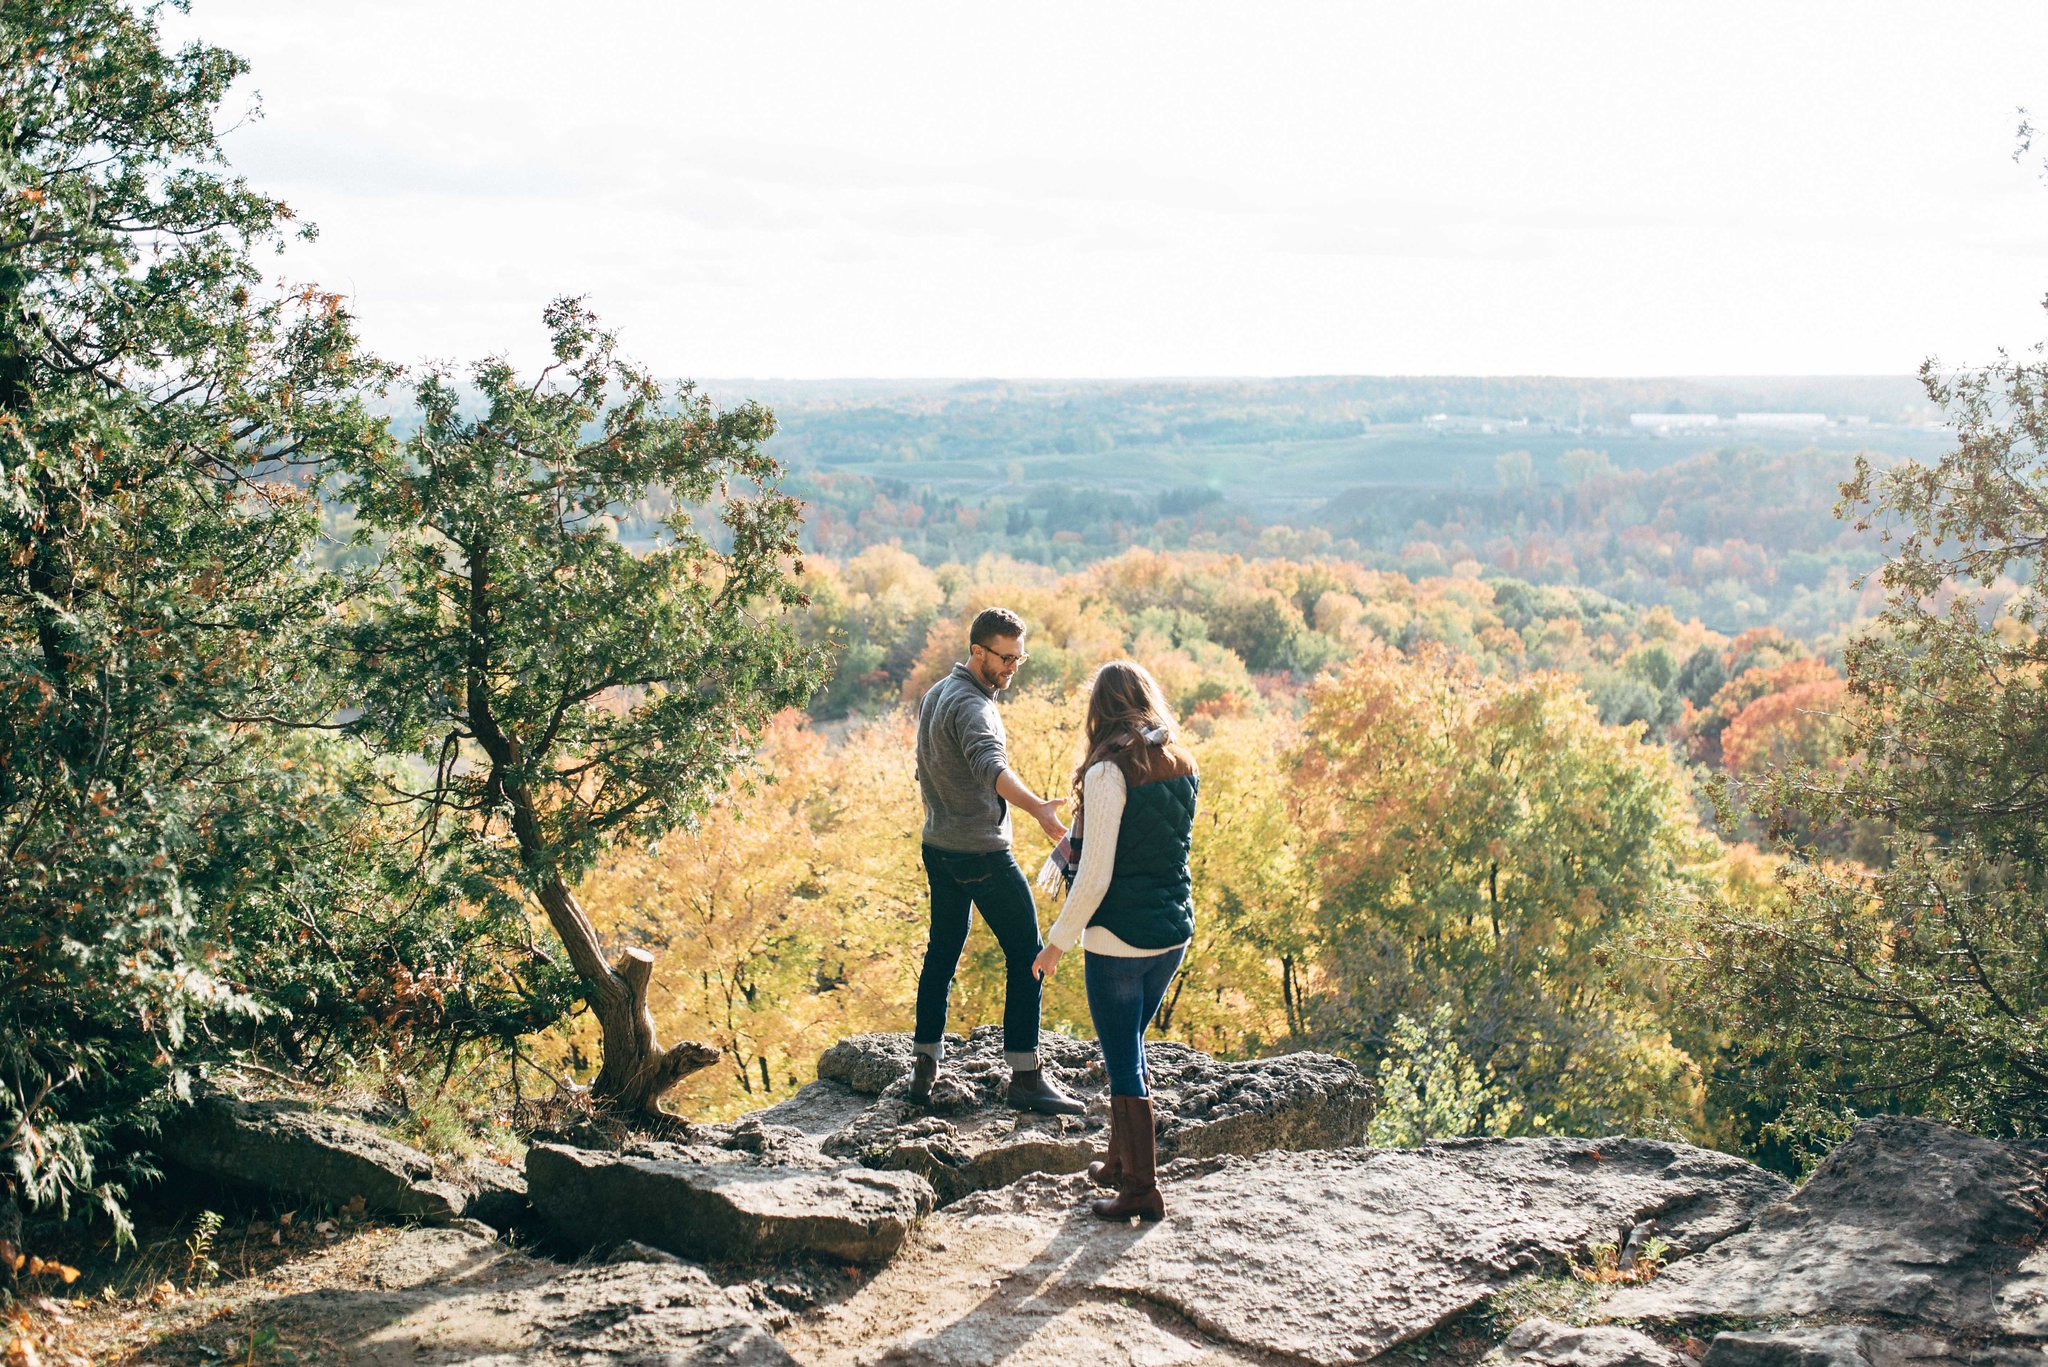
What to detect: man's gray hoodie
<box><xmin>916</xmin><ymin>662</ymin><xmax>1010</xmax><ymax>853</ymax></box>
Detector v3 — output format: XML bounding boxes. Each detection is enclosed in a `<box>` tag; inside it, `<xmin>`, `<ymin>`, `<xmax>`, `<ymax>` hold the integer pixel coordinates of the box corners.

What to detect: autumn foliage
<box><xmin>576</xmin><ymin>551</ymin><xmax>1763</xmax><ymax>1136</ymax></box>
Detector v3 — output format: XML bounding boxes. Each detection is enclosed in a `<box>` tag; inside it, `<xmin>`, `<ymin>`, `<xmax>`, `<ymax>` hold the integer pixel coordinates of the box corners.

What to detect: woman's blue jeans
<box><xmin>1084</xmin><ymin>944</ymin><xmax>1187</xmax><ymax>1097</ymax></box>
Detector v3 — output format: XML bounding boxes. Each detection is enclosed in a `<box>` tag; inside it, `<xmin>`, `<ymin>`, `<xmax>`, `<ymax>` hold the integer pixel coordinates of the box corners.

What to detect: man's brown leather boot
<box><xmin>907</xmin><ymin>1053</ymin><xmax>937</xmax><ymax>1106</ymax></box>
<box><xmin>1008</xmin><ymin>1067</ymin><xmax>1086</xmax><ymax>1116</ymax></box>
<box><xmin>1086</xmin><ymin>1100</ymin><xmax>1124</xmax><ymax>1186</ymax></box>
<box><xmin>1091</xmin><ymin>1096</ymin><xmax>1164</xmax><ymax>1222</ymax></box>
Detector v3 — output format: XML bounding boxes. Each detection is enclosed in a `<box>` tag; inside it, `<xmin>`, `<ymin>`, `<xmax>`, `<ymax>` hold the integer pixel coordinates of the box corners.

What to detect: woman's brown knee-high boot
<box><xmin>1086</xmin><ymin>1099</ymin><xmax>1123</xmax><ymax>1186</ymax></box>
<box><xmin>1090</xmin><ymin>1096</ymin><xmax>1163</xmax><ymax>1221</ymax></box>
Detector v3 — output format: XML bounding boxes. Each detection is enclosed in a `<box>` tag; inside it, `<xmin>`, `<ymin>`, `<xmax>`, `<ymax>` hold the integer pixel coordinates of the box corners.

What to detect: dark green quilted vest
<box><xmin>1090</xmin><ymin>769</ymin><xmax>1200</xmax><ymax>950</ymax></box>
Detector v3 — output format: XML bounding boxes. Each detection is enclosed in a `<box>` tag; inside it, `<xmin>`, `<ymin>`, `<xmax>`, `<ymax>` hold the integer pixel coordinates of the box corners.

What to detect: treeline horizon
<box><xmin>358</xmin><ymin>374</ymin><xmax>1955</xmax><ymax>646</ymax></box>
<box><xmin>437</xmin><ymin>373</ymin><xmax>1956</xmax><ymax>641</ymax></box>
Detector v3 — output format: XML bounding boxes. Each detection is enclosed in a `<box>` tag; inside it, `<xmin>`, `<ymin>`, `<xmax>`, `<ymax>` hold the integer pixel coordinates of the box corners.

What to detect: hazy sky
<box><xmin>169</xmin><ymin>2</ymin><xmax>2048</xmax><ymax>378</ymax></box>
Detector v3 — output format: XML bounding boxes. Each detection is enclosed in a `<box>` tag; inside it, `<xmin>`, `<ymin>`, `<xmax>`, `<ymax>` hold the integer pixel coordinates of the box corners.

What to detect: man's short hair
<box><xmin>970</xmin><ymin>606</ymin><xmax>1026</xmax><ymax>649</ymax></box>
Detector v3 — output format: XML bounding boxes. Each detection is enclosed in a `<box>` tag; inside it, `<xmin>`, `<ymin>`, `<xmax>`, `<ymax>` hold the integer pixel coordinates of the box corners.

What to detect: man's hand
<box><xmin>1033</xmin><ymin>943</ymin><xmax>1065</xmax><ymax>980</ymax></box>
<box><xmin>1031</xmin><ymin>796</ymin><xmax>1069</xmax><ymax>842</ymax></box>
<box><xmin>996</xmin><ymin>769</ymin><xmax>1067</xmax><ymax>842</ymax></box>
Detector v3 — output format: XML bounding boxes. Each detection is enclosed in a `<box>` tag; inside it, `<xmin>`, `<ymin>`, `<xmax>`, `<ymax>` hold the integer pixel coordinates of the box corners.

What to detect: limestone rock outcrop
<box><xmin>143</xmin><ymin>1079</ymin><xmax>2048</xmax><ymax>1366</ymax></box>
<box><xmin>521</xmin><ymin>1030</ymin><xmax>1365</xmax><ymax>1267</ymax></box>
<box><xmin>1487</xmin><ymin>1317</ymin><xmax>1692</xmax><ymax>1366</ymax></box>
<box><xmin>769</xmin><ymin>1027</ymin><xmax>1373</xmax><ymax>1204</ymax></box>
<box><xmin>1605</xmin><ymin>1116</ymin><xmax>2048</xmax><ymax>1338</ymax></box>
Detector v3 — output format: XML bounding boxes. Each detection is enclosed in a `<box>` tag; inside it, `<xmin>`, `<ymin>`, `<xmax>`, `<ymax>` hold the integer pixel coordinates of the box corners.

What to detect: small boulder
<box><xmin>1700</xmin><ymin>1326</ymin><xmax>1887</xmax><ymax>1367</ymax></box>
<box><xmin>159</xmin><ymin>1089</ymin><xmax>501</xmax><ymax>1225</ymax></box>
<box><xmin>526</xmin><ymin>1140</ymin><xmax>933</xmax><ymax>1265</ymax></box>
<box><xmin>606</xmin><ymin>1239</ymin><xmax>687</xmax><ymax>1267</ymax></box>
<box><xmin>816</xmin><ymin>1032</ymin><xmax>929</xmax><ymax>1094</ymax></box>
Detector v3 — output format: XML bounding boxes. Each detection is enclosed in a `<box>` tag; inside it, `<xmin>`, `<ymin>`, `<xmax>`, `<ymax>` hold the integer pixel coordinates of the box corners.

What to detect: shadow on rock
<box><xmin>786</xmin><ymin>1135</ymin><xmax>1786</xmax><ymax>1367</ymax></box>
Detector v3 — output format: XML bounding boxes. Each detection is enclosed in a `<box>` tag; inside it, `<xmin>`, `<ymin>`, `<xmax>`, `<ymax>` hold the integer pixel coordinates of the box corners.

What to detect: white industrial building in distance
<box><xmin>1629</xmin><ymin>413</ymin><xmax>1721</xmax><ymax>429</ymax></box>
<box><xmin>1631</xmin><ymin>412</ymin><xmax>1835</xmax><ymax>431</ymax></box>
<box><xmin>1733</xmin><ymin>412</ymin><xmax>1830</xmax><ymax>428</ymax></box>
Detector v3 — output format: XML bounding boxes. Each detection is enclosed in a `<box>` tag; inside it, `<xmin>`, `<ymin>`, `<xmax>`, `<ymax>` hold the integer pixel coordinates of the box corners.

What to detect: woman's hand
<box><xmin>1032</xmin><ymin>943</ymin><xmax>1065</xmax><ymax>980</ymax></box>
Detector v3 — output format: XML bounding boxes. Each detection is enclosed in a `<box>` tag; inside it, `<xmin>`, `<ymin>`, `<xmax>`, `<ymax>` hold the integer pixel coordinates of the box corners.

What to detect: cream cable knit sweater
<box><xmin>1044</xmin><ymin>761</ymin><xmax>1192</xmax><ymax>957</ymax></box>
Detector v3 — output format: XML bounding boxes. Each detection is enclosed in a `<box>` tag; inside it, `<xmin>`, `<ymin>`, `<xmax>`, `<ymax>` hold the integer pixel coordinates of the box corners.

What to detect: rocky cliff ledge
<box><xmin>141</xmin><ymin>1035</ymin><xmax>2048</xmax><ymax>1366</ymax></box>
<box><xmin>772</xmin><ymin>1026</ymin><xmax>1374</xmax><ymax>1202</ymax></box>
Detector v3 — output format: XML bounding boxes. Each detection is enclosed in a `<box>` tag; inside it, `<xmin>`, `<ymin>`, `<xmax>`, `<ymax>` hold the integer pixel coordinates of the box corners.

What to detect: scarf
<box><xmin>1032</xmin><ymin>724</ymin><xmax>1172</xmax><ymax>895</ymax></box>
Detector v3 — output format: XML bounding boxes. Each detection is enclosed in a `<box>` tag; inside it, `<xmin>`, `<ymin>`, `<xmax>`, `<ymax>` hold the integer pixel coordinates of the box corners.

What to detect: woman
<box><xmin>1032</xmin><ymin>660</ymin><xmax>1199</xmax><ymax>1222</ymax></box>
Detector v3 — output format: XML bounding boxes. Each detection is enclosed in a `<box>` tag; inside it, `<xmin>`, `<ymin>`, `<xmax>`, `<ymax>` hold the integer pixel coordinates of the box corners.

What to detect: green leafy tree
<box><xmin>1367</xmin><ymin>1006</ymin><xmax>1517</xmax><ymax>1146</ymax></box>
<box><xmin>1673</xmin><ymin>337</ymin><xmax>2048</xmax><ymax>1141</ymax></box>
<box><xmin>0</xmin><ymin>0</ymin><xmax>388</xmax><ymax>1235</ymax></box>
<box><xmin>336</xmin><ymin>300</ymin><xmax>826</xmax><ymax>1115</ymax></box>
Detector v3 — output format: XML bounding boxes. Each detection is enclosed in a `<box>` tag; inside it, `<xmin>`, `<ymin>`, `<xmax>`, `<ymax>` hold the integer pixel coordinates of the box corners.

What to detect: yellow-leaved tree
<box><xmin>1172</xmin><ymin>709</ymin><xmax>1321</xmax><ymax>1054</ymax></box>
<box><xmin>575</xmin><ymin>712</ymin><xmax>924</xmax><ymax>1115</ymax></box>
<box><xmin>1295</xmin><ymin>645</ymin><xmax>1714</xmax><ymax>1137</ymax></box>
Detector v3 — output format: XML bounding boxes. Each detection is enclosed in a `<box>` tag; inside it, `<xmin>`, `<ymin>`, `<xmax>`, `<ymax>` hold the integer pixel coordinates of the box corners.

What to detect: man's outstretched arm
<box><xmin>996</xmin><ymin>768</ymin><xmax>1068</xmax><ymax>841</ymax></box>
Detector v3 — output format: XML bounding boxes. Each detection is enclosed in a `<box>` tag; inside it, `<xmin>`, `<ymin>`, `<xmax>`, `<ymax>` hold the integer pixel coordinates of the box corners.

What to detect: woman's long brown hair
<box><xmin>1069</xmin><ymin>660</ymin><xmax>1196</xmax><ymax>826</ymax></box>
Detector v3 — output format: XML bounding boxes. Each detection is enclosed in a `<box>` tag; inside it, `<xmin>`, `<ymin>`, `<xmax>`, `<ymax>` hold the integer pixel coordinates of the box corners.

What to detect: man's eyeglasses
<box><xmin>975</xmin><ymin>644</ymin><xmax>1030</xmax><ymax>667</ymax></box>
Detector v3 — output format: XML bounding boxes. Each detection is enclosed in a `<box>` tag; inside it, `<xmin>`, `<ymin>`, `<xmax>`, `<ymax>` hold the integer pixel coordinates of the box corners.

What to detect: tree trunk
<box><xmin>0</xmin><ymin>1190</ymin><xmax>19</xmax><ymax>1289</ymax></box>
<box><xmin>462</xmin><ymin>541</ymin><xmax>716</xmax><ymax>1115</ymax></box>
<box><xmin>531</xmin><ymin>868</ymin><xmax>719</xmax><ymax>1115</ymax></box>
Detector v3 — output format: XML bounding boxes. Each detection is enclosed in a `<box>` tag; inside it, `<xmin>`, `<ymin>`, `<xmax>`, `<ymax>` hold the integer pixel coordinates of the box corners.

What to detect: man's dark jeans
<box><xmin>914</xmin><ymin>844</ymin><xmax>1042</xmax><ymax>1070</ymax></box>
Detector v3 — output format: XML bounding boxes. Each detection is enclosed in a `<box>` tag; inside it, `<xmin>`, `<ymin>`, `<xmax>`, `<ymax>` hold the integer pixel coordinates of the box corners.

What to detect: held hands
<box><xmin>1032</xmin><ymin>943</ymin><xmax>1065</xmax><ymax>980</ymax></box>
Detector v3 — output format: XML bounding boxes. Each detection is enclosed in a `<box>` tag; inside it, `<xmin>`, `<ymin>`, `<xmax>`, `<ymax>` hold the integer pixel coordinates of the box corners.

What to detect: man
<box><xmin>910</xmin><ymin>606</ymin><xmax>1085</xmax><ymax>1114</ymax></box>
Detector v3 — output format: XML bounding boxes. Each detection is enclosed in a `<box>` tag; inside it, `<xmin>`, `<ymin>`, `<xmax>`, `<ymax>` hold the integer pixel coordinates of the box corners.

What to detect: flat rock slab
<box><xmin>160</xmin><ymin>1090</ymin><xmax>511</xmax><ymax>1225</ymax></box>
<box><xmin>1606</xmin><ymin>1116</ymin><xmax>2048</xmax><ymax>1338</ymax></box>
<box><xmin>527</xmin><ymin>1141</ymin><xmax>934</xmax><ymax>1266</ymax></box>
<box><xmin>776</xmin><ymin>1027</ymin><xmax>1372</xmax><ymax>1205</ymax></box>
<box><xmin>783</xmin><ymin>1137</ymin><xmax>1785</xmax><ymax>1367</ymax></box>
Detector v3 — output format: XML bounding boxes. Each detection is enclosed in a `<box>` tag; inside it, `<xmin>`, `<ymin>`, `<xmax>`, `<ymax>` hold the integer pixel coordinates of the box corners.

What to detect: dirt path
<box><xmin>69</xmin><ymin>1225</ymin><xmax>545</xmax><ymax>1365</ymax></box>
